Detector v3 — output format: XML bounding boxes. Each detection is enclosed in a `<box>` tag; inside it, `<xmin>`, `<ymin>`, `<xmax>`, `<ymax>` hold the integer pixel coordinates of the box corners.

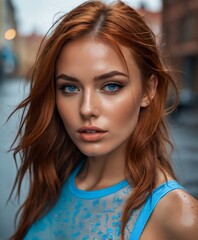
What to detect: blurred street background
<box><xmin>0</xmin><ymin>0</ymin><xmax>198</xmax><ymax>239</ymax></box>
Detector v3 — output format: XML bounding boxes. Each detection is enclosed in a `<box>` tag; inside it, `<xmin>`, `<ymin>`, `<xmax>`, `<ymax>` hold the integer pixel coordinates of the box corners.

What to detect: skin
<box><xmin>55</xmin><ymin>36</ymin><xmax>198</xmax><ymax>239</ymax></box>
<box><xmin>55</xmin><ymin>36</ymin><xmax>155</xmax><ymax>190</ymax></box>
<box><xmin>140</xmin><ymin>189</ymin><xmax>198</xmax><ymax>240</ymax></box>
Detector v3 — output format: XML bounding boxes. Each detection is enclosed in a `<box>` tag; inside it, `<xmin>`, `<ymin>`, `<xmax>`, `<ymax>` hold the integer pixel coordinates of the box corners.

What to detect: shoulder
<box><xmin>140</xmin><ymin>182</ymin><xmax>198</xmax><ymax>240</ymax></box>
<box><xmin>153</xmin><ymin>187</ymin><xmax>198</xmax><ymax>240</ymax></box>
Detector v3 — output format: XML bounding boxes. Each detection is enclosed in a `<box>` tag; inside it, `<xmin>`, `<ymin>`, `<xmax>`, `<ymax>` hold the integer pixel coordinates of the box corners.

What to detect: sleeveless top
<box><xmin>24</xmin><ymin>161</ymin><xmax>184</xmax><ymax>240</ymax></box>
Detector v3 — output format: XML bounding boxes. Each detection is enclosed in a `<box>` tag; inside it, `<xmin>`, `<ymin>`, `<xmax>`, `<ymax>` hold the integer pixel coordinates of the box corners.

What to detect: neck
<box><xmin>76</xmin><ymin>152</ymin><xmax>126</xmax><ymax>191</ymax></box>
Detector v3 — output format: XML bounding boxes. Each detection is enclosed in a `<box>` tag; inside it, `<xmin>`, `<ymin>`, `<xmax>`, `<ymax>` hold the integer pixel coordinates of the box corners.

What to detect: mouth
<box><xmin>77</xmin><ymin>126</ymin><xmax>107</xmax><ymax>142</ymax></box>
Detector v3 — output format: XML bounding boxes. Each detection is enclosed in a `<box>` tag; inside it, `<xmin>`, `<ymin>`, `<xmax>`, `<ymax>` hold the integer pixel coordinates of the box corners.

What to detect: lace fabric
<box><xmin>25</xmin><ymin>162</ymin><xmax>142</xmax><ymax>240</ymax></box>
<box><xmin>24</xmin><ymin>162</ymin><xmax>184</xmax><ymax>240</ymax></box>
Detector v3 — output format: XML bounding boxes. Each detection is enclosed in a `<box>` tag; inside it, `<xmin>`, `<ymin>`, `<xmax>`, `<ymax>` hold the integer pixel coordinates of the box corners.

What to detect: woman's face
<box><xmin>55</xmin><ymin>37</ymin><xmax>146</xmax><ymax>158</ymax></box>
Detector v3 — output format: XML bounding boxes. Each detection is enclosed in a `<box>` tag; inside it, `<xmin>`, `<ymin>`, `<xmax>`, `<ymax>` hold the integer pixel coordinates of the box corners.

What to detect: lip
<box><xmin>77</xmin><ymin>126</ymin><xmax>107</xmax><ymax>142</ymax></box>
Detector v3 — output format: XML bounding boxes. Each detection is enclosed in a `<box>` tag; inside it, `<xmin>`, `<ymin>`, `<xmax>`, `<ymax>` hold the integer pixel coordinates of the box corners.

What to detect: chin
<box><xmin>80</xmin><ymin>150</ymin><xmax>104</xmax><ymax>158</ymax></box>
<box><xmin>77</xmin><ymin>145</ymin><xmax>108</xmax><ymax>158</ymax></box>
<box><xmin>77</xmin><ymin>144</ymin><xmax>120</xmax><ymax>159</ymax></box>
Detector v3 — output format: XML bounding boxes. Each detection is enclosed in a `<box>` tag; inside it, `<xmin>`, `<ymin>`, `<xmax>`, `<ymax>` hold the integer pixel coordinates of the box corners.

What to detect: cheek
<box><xmin>103</xmin><ymin>93</ymin><xmax>142</xmax><ymax>128</ymax></box>
<box><xmin>56</xmin><ymin>99</ymin><xmax>75</xmax><ymax>128</ymax></box>
<box><xmin>119</xmin><ymin>102</ymin><xmax>140</xmax><ymax>130</ymax></box>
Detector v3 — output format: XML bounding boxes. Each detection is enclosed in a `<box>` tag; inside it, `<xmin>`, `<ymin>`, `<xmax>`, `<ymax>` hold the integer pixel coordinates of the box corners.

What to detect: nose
<box><xmin>80</xmin><ymin>90</ymin><xmax>99</xmax><ymax>119</ymax></box>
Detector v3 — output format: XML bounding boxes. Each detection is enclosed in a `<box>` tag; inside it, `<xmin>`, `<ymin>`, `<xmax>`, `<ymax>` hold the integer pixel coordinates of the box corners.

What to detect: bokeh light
<box><xmin>4</xmin><ymin>29</ymin><xmax>16</xmax><ymax>40</ymax></box>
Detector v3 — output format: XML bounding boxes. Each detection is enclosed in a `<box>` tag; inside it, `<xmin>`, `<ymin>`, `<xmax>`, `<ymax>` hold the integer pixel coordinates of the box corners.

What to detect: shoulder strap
<box><xmin>129</xmin><ymin>180</ymin><xmax>184</xmax><ymax>240</ymax></box>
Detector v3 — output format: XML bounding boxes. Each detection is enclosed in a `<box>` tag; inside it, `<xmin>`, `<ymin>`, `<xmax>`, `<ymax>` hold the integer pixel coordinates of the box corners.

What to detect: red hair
<box><xmin>10</xmin><ymin>1</ymin><xmax>178</xmax><ymax>239</ymax></box>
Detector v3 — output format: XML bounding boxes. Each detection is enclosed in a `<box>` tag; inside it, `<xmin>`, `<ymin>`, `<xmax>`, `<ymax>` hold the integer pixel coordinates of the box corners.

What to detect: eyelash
<box><xmin>102</xmin><ymin>82</ymin><xmax>124</xmax><ymax>94</ymax></box>
<box><xmin>59</xmin><ymin>84</ymin><xmax>79</xmax><ymax>94</ymax></box>
<box><xmin>58</xmin><ymin>82</ymin><xmax>125</xmax><ymax>95</ymax></box>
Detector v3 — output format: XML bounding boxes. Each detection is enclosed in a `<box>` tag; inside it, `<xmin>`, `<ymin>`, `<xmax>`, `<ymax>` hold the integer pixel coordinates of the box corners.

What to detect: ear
<box><xmin>141</xmin><ymin>74</ymin><xmax>158</xmax><ymax>107</ymax></box>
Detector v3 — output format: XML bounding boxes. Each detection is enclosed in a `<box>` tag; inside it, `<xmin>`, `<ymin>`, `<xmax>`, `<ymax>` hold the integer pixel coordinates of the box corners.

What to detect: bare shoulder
<box><xmin>153</xmin><ymin>188</ymin><xmax>198</xmax><ymax>240</ymax></box>
<box><xmin>141</xmin><ymin>187</ymin><xmax>198</xmax><ymax>240</ymax></box>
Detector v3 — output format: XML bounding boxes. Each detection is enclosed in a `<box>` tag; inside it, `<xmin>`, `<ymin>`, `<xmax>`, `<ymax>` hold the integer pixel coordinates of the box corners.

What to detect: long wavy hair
<box><xmin>10</xmin><ymin>1</ymin><xmax>178</xmax><ymax>239</ymax></box>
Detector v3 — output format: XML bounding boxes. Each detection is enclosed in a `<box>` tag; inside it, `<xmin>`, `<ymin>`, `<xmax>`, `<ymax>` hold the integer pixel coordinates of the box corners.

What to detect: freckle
<box><xmin>175</xmin><ymin>191</ymin><xmax>198</xmax><ymax>227</ymax></box>
<box><xmin>190</xmin><ymin>205</ymin><xmax>198</xmax><ymax>214</ymax></box>
<box><xmin>177</xmin><ymin>192</ymin><xmax>191</xmax><ymax>203</ymax></box>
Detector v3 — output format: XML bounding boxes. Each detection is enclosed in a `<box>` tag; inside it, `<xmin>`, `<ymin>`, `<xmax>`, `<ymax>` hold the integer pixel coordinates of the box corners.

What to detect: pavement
<box><xmin>0</xmin><ymin>77</ymin><xmax>198</xmax><ymax>239</ymax></box>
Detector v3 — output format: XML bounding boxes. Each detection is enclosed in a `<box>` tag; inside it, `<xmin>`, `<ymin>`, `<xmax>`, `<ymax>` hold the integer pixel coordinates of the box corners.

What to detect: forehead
<box><xmin>56</xmin><ymin>37</ymin><xmax>141</xmax><ymax>81</ymax></box>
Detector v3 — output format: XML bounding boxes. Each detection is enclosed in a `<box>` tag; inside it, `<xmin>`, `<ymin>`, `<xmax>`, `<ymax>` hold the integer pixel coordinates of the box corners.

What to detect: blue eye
<box><xmin>103</xmin><ymin>83</ymin><xmax>122</xmax><ymax>92</ymax></box>
<box><xmin>61</xmin><ymin>84</ymin><xmax>79</xmax><ymax>93</ymax></box>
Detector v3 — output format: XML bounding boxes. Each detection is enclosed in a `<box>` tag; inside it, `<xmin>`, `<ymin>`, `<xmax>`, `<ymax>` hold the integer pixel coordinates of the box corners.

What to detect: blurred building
<box><xmin>17</xmin><ymin>33</ymin><xmax>43</xmax><ymax>77</ymax></box>
<box><xmin>0</xmin><ymin>0</ymin><xmax>18</xmax><ymax>76</ymax></box>
<box><xmin>138</xmin><ymin>4</ymin><xmax>162</xmax><ymax>45</ymax></box>
<box><xmin>162</xmin><ymin>0</ymin><xmax>198</xmax><ymax>105</ymax></box>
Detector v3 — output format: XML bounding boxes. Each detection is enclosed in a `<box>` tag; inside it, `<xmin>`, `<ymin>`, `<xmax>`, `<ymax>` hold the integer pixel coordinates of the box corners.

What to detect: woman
<box><xmin>10</xmin><ymin>1</ymin><xmax>198</xmax><ymax>239</ymax></box>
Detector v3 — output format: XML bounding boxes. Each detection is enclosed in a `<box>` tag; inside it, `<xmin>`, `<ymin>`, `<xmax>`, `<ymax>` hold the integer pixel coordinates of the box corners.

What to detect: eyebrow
<box><xmin>56</xmin><ymin>71</ymin><xmax>129</xmax><ymax>82</ymax></box>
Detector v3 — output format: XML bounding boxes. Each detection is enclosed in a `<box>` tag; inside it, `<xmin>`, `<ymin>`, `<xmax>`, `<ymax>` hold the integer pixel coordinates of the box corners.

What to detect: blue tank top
<box><xmin>24</xmin><ymin>161</ymin><xmax>184</xmax><ymax>240</ymax></box>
